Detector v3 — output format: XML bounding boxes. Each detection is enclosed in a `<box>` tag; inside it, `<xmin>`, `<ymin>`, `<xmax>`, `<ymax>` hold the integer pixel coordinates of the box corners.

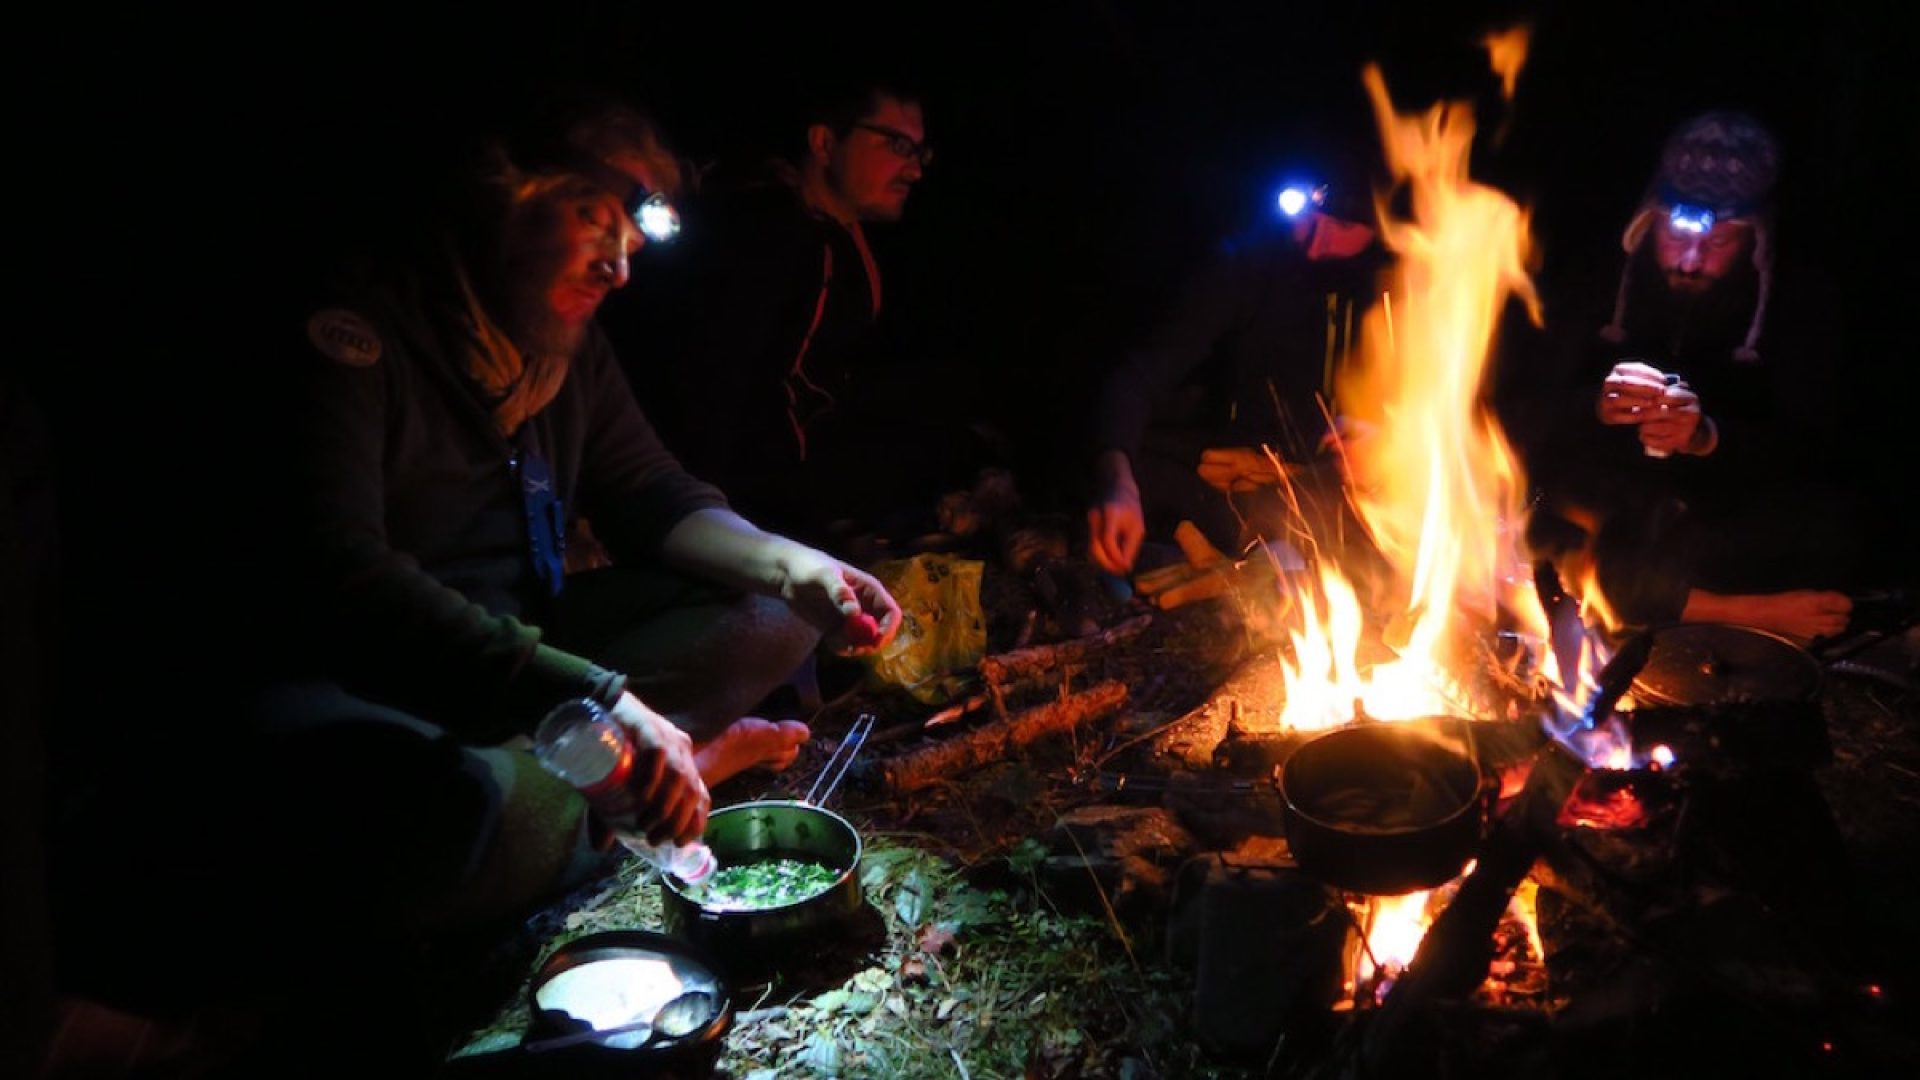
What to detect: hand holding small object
<box><xmin>1598</xmin><ymin>360</ymin><xmax>1669</xmax><ymax>425</ymax></box>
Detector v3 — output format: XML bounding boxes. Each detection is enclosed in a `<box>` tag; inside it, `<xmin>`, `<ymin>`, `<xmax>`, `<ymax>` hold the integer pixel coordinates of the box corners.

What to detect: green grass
<box><xmin>456</xmin><ymin>833</ymin><xmax>1255</xmax><ymax>1079</ymax></box>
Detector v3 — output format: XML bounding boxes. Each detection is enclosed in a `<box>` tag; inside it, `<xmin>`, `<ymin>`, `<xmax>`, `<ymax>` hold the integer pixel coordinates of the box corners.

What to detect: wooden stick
<box><xmin>925</xmin><ymin>692</ymin><xmax>991</xmax><ymax>730</ymax></box>
<box><xmin>978</xmin><ymin>614</ymin><xmax>1154</xmax><ymax>688</ymax></box>
<box><xmin>1174</xmin><ymin>520</ymin><xmax>1229</xmax><ymax>568</ymax></box>
<box><xmin>1152</xmin><ymin>567</ymin><xmax>1233</xmax><ymax>609</ymax></box>
<box><xmin>869</xmin><ymin>681</ymin><xmax>1130</xmax><ymax>794</ymax></box>
<box><xmin>1132</xmin><ymin>561</ymin><xmax>1202</xmax><ymax>597</ymax></box>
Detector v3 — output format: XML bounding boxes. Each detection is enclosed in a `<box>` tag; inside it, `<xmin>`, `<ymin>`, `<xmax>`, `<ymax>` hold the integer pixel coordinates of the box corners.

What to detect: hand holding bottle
<box><xmin>533</xmin><ymin>695</ymin><xmax>712</xmax><ymax>868</ymax></box>
<box><xmin>604</xmin><ymin>691</ymin><xmax>709</xmax><ymax>846</ymax></box>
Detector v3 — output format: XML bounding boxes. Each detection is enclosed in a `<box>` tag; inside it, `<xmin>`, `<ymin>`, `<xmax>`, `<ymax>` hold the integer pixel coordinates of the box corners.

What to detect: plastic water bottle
<box><xmin>531</xmin><ymin>698</ymin><xmax>716</xmax><ymax>884</ymax></box>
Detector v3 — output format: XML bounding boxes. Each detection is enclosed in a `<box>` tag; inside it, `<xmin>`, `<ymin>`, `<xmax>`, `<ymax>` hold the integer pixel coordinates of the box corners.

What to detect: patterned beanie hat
<box><xmin>1602</xmin><ymin>111</ymin><xmax>1781</xmax><ymax>361</ymax></box>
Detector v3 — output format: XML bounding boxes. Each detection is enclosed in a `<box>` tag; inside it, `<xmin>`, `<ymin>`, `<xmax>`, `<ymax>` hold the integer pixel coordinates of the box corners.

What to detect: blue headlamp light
<box><xmin>1667</xmin><ymin>203</ymin><xmax>1716</xmax><ymax>235</ymax></box>
<box><xmin>1278</xmin><ymin>183</ymin><xmax>1329</xmax><ymax>219</ymax></box>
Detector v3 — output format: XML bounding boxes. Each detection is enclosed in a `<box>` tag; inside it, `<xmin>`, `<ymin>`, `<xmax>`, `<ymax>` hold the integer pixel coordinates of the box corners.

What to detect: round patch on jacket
<box><xmin>306</xmin><ymin>308</ymin><xmax>383</xmax><ymax>367</ymax></box>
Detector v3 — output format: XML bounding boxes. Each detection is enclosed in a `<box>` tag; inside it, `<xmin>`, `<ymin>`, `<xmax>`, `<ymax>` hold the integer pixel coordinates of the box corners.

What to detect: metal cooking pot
<box><xmin>1628</xmin><ymin>623</ymin><xmax>1822</xmax><ymax>707</ymax></box>
<box><xmin>1279</xmin><ymin>716</ymin><xmax>1490</xmax><ymax>896</ymax></box>
<box><xmin>660</xmin><ymin>799</ymin><xmax>865</xmax><ymax>956</ymax></box>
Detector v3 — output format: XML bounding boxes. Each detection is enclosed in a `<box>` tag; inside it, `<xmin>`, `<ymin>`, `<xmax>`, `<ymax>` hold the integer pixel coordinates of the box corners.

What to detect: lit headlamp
<box><xmin>1278</xmin><ymin>183</ymin><xmax>1329</xmax><ymax>219</ymax></box>
<box><xmin>1667</xmin><ymin>203</ymin><xmax>1716</xmax><ymax>235</ymax></box>
<box><xmin>630</xmin><ymin>191</ymin><xmax>681</xmax><ymax>243</ymax></box>
<box><xmin>569</xmin><ymin>155</ymin><xmax>682</xmax><ymax>244</ymax></box>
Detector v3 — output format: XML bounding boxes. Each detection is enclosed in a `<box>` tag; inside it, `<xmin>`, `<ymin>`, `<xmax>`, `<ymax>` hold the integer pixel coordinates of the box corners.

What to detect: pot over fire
<box><xmin>1280</xmin><ymin>716</ymin><xmax>1490</xmax><ymax>896</ymax></box>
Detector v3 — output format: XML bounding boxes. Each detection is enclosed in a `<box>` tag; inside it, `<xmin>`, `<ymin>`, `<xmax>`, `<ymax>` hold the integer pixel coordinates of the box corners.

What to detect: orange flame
<box><xmin>1277</xmin><ymin>39</ymin><xmax>1572</xmax><ymax>1005</ymax></box>
<box><xmin>1273</xmin><ymin>53</ymin><xmax>1543</xmax><ymax>729</ymax></box>
<box><xmin>1483</xmin><ymin>27</ymin><xmax>1531</xmax><ymax>101</ymax></box>
<box><xmin>1354</xmin><ymin>890</ymin><xmax>1434</xmax><ymax>989</ymax></box>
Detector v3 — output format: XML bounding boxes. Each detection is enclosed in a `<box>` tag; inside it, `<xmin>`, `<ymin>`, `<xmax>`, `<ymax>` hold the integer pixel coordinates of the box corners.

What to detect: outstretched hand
<box><xmin>776</xmin><ymin>547</ymin><xmax>903</xmax><ymax>656</ymax></box>
<box><xmin>1753</xmin><ymin>589</ymin><xmax>1854</xmax><ymax>644</ymax></box>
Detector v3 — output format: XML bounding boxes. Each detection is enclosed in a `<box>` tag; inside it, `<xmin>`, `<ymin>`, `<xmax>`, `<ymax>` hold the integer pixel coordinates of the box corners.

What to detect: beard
<box><xmin>1662</xmin><ymin>270</ymin><xmax>1716</xmax><ymax>294</ymax></box>
<box><xmin>493</xmin><ymin>241</ymin><xmax>592</xmax><ymax>359</ymax></box>
<box><xmin>503</xmin><ymin>280</ymin><xmax>591</xmax><ymax>358</ymax></box>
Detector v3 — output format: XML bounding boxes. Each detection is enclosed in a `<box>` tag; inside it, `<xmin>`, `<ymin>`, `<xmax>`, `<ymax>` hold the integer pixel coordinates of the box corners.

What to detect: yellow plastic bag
<box><xmin>864</xmin><ymin>554</ymin><xmax>987</xmax><ymax>704</ymax></box>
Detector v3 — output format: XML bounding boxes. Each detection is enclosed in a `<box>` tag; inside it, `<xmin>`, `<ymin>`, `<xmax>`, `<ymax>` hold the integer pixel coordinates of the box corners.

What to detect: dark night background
<box><xmin>40</xmin><ymin>1</ymin><xmax>1914</xmax><ymax>455</ymax></box>
<box><xmin>6</xmin><ymin>2</ymin><xmax>1917</xmax><ymax>1071</ymax></box>
<box><xmin>43</xmin><ymin>0</ymin><xmax>1913</xmax><ymax>497</ymax></box>
<box><xmin>24</xmin><ymin>0</ymin><xmax>1919</xmax><ymax>818</ymax></box>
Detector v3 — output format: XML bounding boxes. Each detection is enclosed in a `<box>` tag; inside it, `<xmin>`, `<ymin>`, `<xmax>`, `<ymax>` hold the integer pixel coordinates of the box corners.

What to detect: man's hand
<box><xmin>1088</xmin><ymin>450</ymin><xmax>1144</xmax><ymax>575</ymax></box>
<box><xmin>1597</xmin><ymin>361</ymin><xmax>1670</xmax><ymax>425</ymax></box>
<box><xmin>659</xmin><ymin>509</ymin><xmax>901</xmax><ymax>655</ymax></box>
<box><xmin>1636</xmin><ymin>381</ymin><xmax>1711</xmax><ymax>456</ymax></box>
<box><xmin>774</xmin><ymin>546</ymin><xmax>903</xmax><ymax>657</ymax></box>
<box><xmin>1598</xmin><ymin>361</ymin><xmax>1715</xmax><ymax>455</ymax></box>
<box><xmin>608</xmin><ymin>691</ymin><xmax>709</xmax><ymax>846</ymax></box>
<box><xmin>1750</xmin><ymin>590</ymin><xmax>1854</xmax><ymax>643</ymax></box>
<box><xmin>1197</xmin><ymin>446</ymin><xmax>1286</xmax><ymax>493</ymax></box>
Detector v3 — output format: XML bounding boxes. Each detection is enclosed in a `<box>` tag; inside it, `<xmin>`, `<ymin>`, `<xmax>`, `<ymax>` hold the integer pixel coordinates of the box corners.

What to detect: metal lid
<box><xmin>1629</xmin><ymin>624</ymin><xmax>1820</xmax><ymax>707</ymax></box>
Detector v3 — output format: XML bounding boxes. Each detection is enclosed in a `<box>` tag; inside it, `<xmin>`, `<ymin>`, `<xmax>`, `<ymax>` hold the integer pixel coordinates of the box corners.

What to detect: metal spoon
<box><xmin>524</xmin><ymin>988</ymin><xmax>718</xmax><ymax>1053</ymax></box>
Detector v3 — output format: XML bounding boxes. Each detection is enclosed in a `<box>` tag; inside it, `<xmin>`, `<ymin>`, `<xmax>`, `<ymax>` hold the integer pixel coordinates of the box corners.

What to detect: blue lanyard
<box><xmin>513</xmin><ymin>435</ymin><xmax>566</xmax><ymax>598</ymax></box>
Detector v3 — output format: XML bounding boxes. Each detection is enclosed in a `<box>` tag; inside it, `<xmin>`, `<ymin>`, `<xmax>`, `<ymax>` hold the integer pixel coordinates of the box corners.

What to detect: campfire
<box><xmin>1227</xmin><ymin>29</ymin><xmax>1568</xmax><ymax>1005</ymax></box>
<box><xmin>454</xmin><ymin>25</ymin><xmax>1906</xmax><ymax>1080</ymax></box>
<box><xmin>1141</xmin><ymin>34</ymin><xmax>1879</xmax><ymax>1075</ymax></box>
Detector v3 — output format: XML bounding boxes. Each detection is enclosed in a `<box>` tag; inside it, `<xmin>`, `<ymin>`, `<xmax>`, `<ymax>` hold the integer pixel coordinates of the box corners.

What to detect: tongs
<box><xmin>802</xmin><ymin>712</ymin><xmax>874</xmax><ymax>808</ymax></box>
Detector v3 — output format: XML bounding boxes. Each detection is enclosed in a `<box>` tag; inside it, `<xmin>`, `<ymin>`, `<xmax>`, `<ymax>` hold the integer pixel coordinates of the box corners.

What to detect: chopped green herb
<box><xmin>689</xmin><ymin>857</ymin><xmax>839</xmax><ymax>911</ymax></box>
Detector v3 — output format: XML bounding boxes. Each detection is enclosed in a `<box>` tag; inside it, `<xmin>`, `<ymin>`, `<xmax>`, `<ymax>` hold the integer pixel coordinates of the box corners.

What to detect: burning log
<box><xmin>1354</xmin><ymin>741</ymin><xmax>1584</xmax><ymax>1075</ymax></box>
<box><xmin>864</xmin><ymin>681</ymin><xmax>1130</xmax><ymax>795</ymax></box>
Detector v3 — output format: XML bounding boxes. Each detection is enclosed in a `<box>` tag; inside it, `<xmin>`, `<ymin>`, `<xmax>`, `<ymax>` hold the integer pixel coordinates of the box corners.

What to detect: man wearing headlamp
<box><xmin>1516</xmin><ymin>111</ymin><xmax>1867</xmax><ymax>643</ymax></box>
<box><xmin>1086</xmin><ymin>155</ymin><xmax>1387</xmax><ymax>576</ymax></box>
<box><xmin>260</xmin><ymin>96</ymin><xmax>902</xmax><ymax>940</ymax></box>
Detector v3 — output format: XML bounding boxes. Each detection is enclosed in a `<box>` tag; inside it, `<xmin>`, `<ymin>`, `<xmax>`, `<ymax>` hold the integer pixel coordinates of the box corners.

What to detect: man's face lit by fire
<box><xmin>497</xmin><ymin>177</ymin><xmax>649</xmax><ymax>357</ymax></box>
<box><xmin>822</xmin><ymin>96</ymin><xmax>927</xmax><ymax>223</ymax></box>
<box><xmin>1653</xmin><ymin>215</ymin><xmax>1753</xmax><ymax>295</ymax></box>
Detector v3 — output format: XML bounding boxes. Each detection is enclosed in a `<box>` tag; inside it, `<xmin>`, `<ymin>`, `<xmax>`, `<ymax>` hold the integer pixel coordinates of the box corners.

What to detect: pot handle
<box><xmin>1459</xmin><ymin>717</ymin><xmax>1501</xmax><ymax>836</ymax></box>
<box><xmin>1579</xmin><ymin>629</ymin><xmax>1657</xmax><ymax>730</ymax></box>
<box><xmin>804</xmin><ymin>713</ymin><xmax>875</xmax><ymax>808</ymax></box>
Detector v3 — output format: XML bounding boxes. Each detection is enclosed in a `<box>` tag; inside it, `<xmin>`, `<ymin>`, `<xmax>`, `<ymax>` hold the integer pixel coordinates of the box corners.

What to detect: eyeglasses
<box><xmin>854</xmin><ymin>122</ymin><xmax>934</xmax><ymax>167</ymax></box>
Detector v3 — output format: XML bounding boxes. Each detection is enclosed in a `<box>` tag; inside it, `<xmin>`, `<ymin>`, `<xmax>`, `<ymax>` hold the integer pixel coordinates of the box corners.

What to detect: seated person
<box><xmin>48</xmin><ymin>95</ymin><xmax>902</xmax><ymax>1072</ymax></box>
<box><xmin>1510</xmin><ymin>111</ymin><xmax>1862</xmax><ymax>643</ymax></box>
<box><xmin>1086</xmin><ymin>162</ymin><xmax>1389</xmax><ymax>576</ymax></box>
<box><xmin>605</xmin><ymin>76</ymin><xmax>995</xmax><ymax>548</ymax></box>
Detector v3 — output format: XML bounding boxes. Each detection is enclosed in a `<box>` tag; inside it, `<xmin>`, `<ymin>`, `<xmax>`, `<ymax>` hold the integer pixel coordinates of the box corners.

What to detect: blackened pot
<box><xmin>661</xmin><ymin>800</ymin><xmax>865</xmax><ymax>960</ymax></box>
<box><xmin>1279</xmin><ymin>716</ymin><xmax>1489</xmax><ymax>896</ymax></box>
